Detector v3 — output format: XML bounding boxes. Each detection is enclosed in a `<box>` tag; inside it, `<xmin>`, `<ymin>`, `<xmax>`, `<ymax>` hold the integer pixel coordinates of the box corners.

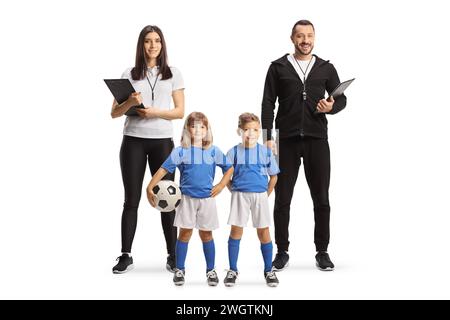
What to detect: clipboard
<box><xmin>330</xmin><ymin>78</ymin><xmax>355</xmax><ymax>98</ymax></box>
<box><xmin>104</xmin><ymin>79</ymin><xmax>145</xmax><ymax>116</ymax></box>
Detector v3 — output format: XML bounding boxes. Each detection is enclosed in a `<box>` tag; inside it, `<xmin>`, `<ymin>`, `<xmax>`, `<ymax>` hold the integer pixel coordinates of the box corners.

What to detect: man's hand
<box><xmin>264</xmin><ymin>140</ymin><xmax>278</xmax><ymax>155</ymax></box>
<box><xmin>316</xmin><ymin>95</ymin><xmax>334</xmax><ymax>113</ymax></box>
<box><xmin>136</xmin><ymin>106</ymin><xmax>159</xmax><ymax>119</ymax></box>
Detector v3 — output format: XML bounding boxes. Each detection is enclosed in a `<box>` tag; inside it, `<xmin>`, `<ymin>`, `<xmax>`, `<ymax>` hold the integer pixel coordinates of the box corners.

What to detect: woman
<box><xmin>111</xmin><ymin>25</ymin><xmax>185</xmax><ymax>274</ymax></box>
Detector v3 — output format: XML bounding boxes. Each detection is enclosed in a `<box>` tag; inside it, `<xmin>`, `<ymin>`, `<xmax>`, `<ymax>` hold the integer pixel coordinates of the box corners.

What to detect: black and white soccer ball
<box><xmin>152</xmin><ymin>180</ymin><xmax>182</xmax><ymax>212</ymax></box>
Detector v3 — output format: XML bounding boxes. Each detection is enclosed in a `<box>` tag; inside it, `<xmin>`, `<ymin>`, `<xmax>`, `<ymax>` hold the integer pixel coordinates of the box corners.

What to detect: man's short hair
<box><xmin>291</xmin><ymin>20</ymin><xmax>315</xmax><ymax>36</ymax></box>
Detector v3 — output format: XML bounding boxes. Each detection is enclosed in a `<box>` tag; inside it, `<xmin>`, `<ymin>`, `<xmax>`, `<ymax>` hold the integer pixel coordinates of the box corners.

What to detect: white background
<box><xmin>1</xmin><ymin>0</ymin><xmax>450</xmax><ymax>299</ymax></box>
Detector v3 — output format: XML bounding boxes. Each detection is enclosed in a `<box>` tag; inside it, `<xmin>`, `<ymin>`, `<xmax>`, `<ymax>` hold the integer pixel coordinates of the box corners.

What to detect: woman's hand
<box><xmin>211</xmin><ymin>183</ymin><xmax>226</xmax><ymax>197</ymax></box>
<box><xmin>146</xmin><ymin>185</ymin><xmax>157</xmax><ymax>207</ymax></box>
<box><xmin>127</xmin><ymin>92</ymin><xmax>142</xmax><ymax>106</ymax></box>
<box><xmin>136</xmin><ymin>106</ymin><xmax>159</xmax><ymax>119</ymax></box>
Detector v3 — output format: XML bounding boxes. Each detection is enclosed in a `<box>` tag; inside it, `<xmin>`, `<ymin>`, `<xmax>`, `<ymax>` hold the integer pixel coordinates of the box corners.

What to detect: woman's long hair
<box><xmin>131</xmin><ymin>25</ymin><xmax>172</xmax><ymax>81</ymax></box>
<box><xmin>181</xmin><ymin>112</ymin><xmax>213</xmax><ymax>149</ymax></box>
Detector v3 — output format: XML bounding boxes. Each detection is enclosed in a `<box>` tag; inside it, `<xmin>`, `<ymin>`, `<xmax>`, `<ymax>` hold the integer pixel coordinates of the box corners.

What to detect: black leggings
<box><xmin>119</xmin><ymin>135</ymin><xmax>177</xmax><ymax>254</ymax></box>
<box><xmin>274</xmin><ymin>136</ymin><xmax>331</xmax><ymax>252</ymax></box>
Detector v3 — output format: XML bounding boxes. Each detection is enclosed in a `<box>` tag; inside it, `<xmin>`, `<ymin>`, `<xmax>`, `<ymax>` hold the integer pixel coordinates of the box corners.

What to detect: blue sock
<box><xmin>228</xmin><ymin>237</ymin><xmax>241</xmax><ymax>272</ymax></box>
<box><xmin>175</xmin><ymin>240</ymin><xmax>189</xmax><ymax>270</ymax></box>
<box><xmin>202</xmin><ymin>239</ymin><xmax>215</xmax><ymax>272</ymax></box>
<box><xmin>261</xmin><ymin>241</ymin><xmax>273</xmax><ymax>272</ymax></box>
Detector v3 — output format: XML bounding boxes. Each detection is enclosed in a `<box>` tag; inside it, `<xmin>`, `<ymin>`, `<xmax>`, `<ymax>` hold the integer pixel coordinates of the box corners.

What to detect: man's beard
<box><xmin>297</xmin><ymin>43</ymin><xmax>313</xmax><ymax>56</ymax></box>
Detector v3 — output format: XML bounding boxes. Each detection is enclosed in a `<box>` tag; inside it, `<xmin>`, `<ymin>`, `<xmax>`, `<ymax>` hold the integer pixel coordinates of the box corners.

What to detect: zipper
<box><xmin>281</xmin><ymin>55</ymin><xmax>328</xmax><ymax>137</ymax></box>
<box><xmin>301</xmin><ymin>82</ymin><xmax>306</xmax><ymax>137</ymax></box>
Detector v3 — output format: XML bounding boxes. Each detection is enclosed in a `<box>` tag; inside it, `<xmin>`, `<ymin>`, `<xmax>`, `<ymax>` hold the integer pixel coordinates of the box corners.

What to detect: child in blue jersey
<box><xmin>146</xmin><ymin>112</ymin><xmax>233</xmax><ymax>286</ymax></box>
<box><xmin>224</xmin><ymin>113</ymin><xmax>280</xmax><ymax>287</ymax></box>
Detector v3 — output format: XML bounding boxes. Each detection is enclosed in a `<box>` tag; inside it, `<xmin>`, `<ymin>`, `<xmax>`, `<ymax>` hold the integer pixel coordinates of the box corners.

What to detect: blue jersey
<box><xmin>226</xmin><ymin>143</ymin><xmax>280</xmax><ymax>193</ymax></box>
<box><xmin>162</xmin><ymin>145</ymin><xmax>232</xmax><ymax>198</ymax></box>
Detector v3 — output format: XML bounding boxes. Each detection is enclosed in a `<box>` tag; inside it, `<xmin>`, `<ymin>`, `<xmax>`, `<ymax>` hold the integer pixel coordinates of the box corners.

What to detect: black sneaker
<box><xmin>173</xmin><ymin>269</ymin><xmax>185</xmax><ymax>286</ymax></box>
<box><xmin>264</xmin><ymin>270</ymin><xmax>279</xmax><ymax>287</ymax></box>
<box><xmin>272</xmin><ymin>251</ymin><xmax>289</xmax><ymax>271</ymax></box>
<box><xmin>166</xmin><ymin>254</ymin><xmax>176</xmax><ymax>273</ymax></box>
<box><xmin>112</xmin><ymin>254</ymin><xmax>134</xmax><ymax>274</ymax></box>
<box><xmin>206</xmin><ymin>269</ymin><xmax>219</xmax><ymax>287</ymax></box>
<box><xmin>223</xmin><ymin>270</ymin><xmax>238</xmax><ymax>287</ymax></box>
<box><xmin>315</xmin><ymin>251</ymin><xmax>335</xmax><ymax>271</ymax></box>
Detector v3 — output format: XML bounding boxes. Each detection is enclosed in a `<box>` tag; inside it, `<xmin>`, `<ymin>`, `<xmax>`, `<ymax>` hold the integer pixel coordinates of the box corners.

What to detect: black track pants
<box><xmin>274</xmin><ymin>136</ymin><xmax>331</xmax><ymax>252</ymax></box>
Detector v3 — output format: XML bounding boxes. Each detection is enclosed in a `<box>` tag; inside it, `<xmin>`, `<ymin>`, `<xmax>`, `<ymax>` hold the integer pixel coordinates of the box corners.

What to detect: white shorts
<box><xmin>228</xmin><ymin>191</ymin><xmax>271</xmax><ymax>228</ymax></box>
<box><xmin>174</xmin><ymin>194</ymin><xmax>219</xmax><ymax>231</ymax></box>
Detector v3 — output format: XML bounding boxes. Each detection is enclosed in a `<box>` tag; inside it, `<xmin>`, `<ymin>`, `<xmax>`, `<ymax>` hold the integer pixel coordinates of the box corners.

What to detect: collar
<box><xmin>147</xmin><ymin>65</ymin><xmax>160</xmax><ymax>76</ymax></box>
<box><xmin>273</xmin><ymin>53</ymin><xmax>326</xmax><ymax>65</ymax></box>
<box><xmin>272</xmin><ymin>54</ymin><xmax>329</xmax><ymax>81</ymax></box>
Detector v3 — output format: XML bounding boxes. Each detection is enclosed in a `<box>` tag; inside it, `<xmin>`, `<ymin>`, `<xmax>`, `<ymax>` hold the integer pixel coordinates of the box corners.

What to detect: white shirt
<box><xmin>121</xmin><ymin>66</ymin><xmax>184</xmax><ymax>139</ymax></box>
<box><xmin>287</xmin><ymin>54</ymin><xmax>316</xmax><ymax>82</ymax></box>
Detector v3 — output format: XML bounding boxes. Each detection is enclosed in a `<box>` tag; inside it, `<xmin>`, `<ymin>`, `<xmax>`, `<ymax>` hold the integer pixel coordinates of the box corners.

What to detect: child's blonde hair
<box><xmin>181</xmin><ymin>112</ymin><xmax>213</xmax><ymax>149</ymax></box>
<box><xmin>238</xmin><ymin>112</ymin><xmax>260</xmax><ymax>129</ymax></box>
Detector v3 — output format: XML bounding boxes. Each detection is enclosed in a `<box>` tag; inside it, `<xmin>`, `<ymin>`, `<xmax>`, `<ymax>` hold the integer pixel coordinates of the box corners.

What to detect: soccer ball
<box><xmin>152</xmin><ymin>180</ymin><xmax>182</xmax><ymax>212</ymax></box>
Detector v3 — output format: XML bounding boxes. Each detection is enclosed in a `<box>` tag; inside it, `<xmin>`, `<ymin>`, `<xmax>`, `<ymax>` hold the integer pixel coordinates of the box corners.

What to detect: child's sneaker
<box><xmin>223</xmin><ymin>270</ymin><xmax>238</xmax><ymax>287</ymax></box>
<box><xmin>206</xmin><ymin>269</ymin><xmax>219</xmax><ymax>286</ymax></box>
<box><xmin>264</xmin><ymin>270</ymin><xmax>279</xmax><ymax>287</ymax></box>
<box><xmin>112</xmin><ymin>254</ymin><xmax>134</xmax><ymax>274</ymax></box>
<box><xmin>173</xmin><ymin>269</ymin><xmax>185</xmax><ymax>286</ymax></box>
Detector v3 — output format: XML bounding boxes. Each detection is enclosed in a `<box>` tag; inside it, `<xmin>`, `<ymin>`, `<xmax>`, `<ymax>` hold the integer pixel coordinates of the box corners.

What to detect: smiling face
<box><xmin>144</xmin><ymin>32</ymin><xmax>162</xmax><ymax>61</ymax></box>
<box><xmin>239</xmin><ymin>121</ymin><xmax>261</xmax><ymax>147</ymax></box>
<box><xmin>189</xmin><ymin>120</ymin><xmax>208</xmax><ymax>146</ymax></box>
<box><xmin>291</xmin><ymin>24</ymin><xmax>315</xmax><ymax>58</ymax></box>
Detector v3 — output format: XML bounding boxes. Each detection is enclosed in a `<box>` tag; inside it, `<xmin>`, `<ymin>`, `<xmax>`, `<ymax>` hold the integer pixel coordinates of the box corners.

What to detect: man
<box><xmin>261</xmin><ymin>20</ymin><xmax>347</xmax><ymax>271</ymax></box>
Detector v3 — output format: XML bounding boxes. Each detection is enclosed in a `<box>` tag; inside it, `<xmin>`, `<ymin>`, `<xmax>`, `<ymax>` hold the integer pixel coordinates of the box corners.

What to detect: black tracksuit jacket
<box><xmin>261</xmin><ymin>54</ymin><xmax>346</xmax><ymax>140</ymax></box>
